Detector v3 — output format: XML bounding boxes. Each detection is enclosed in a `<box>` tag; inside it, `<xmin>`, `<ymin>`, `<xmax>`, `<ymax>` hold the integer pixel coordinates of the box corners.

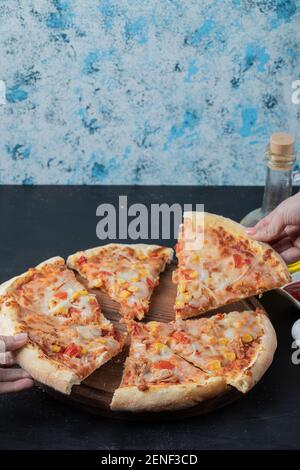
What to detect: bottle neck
<box><xmin>261</xmin><ymin>164</ymin><xmax>293</xmax><ymax>214</ymax></box>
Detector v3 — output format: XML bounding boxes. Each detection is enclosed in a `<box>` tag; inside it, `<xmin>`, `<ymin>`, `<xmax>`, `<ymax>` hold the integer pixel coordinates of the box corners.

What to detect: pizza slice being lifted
<box><xmin>145</xmin><ymin>308</ymin><xmax>277</xmax><ymax>393</ymax></box>
<box><xmin>67</xmin><ymin>244</ymin><xmax>173</xmax><ymax>321</ymax></box>
<box><xmin>0</xmin><ymin>257</ymin><xmax>126</xmax><ymax>394</ymax></box>
<box><xmin>111</xmin><ymin>322</ymin><xmax>226</xmax><ymax>412</ymax></box>
<box><xmin>173</xmin><ymin>212</ymin><xmax>291</xmax><ymax>318</ymax></box>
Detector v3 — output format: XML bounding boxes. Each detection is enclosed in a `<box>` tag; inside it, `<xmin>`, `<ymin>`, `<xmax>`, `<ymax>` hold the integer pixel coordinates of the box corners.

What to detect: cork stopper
<box><xmin>270</xmin><ymin>133</ymin><xmax>295</xmax><ymax>156</ymax></box>
<box><xmin>267</xmin><ymin>133</ymin><xmax>296</xmax><ymax>170</ymax></box>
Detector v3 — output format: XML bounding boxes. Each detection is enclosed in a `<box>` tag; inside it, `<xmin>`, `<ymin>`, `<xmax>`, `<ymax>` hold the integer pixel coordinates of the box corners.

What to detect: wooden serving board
<box><xmin>45</xmin><ymin>263</ymin><xmax>266</xmax><ymax>421</ymax></box>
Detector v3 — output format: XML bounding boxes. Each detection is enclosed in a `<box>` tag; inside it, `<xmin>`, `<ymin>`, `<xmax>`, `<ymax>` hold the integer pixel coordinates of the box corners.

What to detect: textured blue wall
<box><xmin>0</xmin><ymin>0</ymin><xmax>299</xmax><ymax>185</ymax></box>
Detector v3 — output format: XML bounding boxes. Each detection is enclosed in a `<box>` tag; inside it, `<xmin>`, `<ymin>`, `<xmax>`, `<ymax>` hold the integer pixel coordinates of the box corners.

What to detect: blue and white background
<box><xmin>0</xmin><ymin>0</ymin><xmax>299</xmax><ymax>185</ymax></box>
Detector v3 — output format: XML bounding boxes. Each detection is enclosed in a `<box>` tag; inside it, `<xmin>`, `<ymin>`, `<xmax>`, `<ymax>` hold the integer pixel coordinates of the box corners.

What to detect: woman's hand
<box><xmin>0</xmin><ymin>333</ymin><xmax>33</xmax><ymax>393</ymax></box>
<box><xmin>246</xmin><ymin>192</ymin><xmax>300</xmax><ymax>264</ymax></box>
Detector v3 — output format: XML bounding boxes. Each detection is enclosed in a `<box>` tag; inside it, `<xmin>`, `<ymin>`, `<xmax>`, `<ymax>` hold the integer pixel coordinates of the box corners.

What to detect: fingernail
<box><xmin>246</xmin><ymin>227</ymin><xmax>257</xmax><ymax>235</ymax></box>
<box><xmin>14</xmin><ymin>333</ymin><xmax>28</xmax><ymax>342</ymax></box>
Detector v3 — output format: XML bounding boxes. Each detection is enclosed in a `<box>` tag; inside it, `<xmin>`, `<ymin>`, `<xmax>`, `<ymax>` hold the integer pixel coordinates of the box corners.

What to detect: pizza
<box><xmin>111</xmin><ymin>322</ymin><xmax>226</xmax><ymax>412</ymax></box>
<box><xmin>111</xmin><ymin>309</ymin><xmax>277</xmax><ymax>411</ymax></box>
<box><xmin>144</xmin><ymin>308</ymin><xmax>276</xmax><ymax>393</ymax></box>
<box><xmin>173</xmin><ymin>212</ymin><xmax>291</xmax><ymax>319</ymax></box>
<box><xmin>67</xmin><ymin>244</ymin><xmax>173</xmax><ymax>321</ymax></box>
<box><xmin>0</xmin><ymin>257</ymin><xmax>126</xmax><ymax>394</ymax></box>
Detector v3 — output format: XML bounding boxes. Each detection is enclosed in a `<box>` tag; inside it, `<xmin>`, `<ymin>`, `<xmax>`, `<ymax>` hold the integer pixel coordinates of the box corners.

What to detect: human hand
<box><xmin>0</xmin><ymin>333</ymin><xmax>33</xmax><ymax>393</ymax></box>
<box><xmin>246</xmin><ymin>192</ymin><xmax>300</xmax><ymax>264</ymax></box>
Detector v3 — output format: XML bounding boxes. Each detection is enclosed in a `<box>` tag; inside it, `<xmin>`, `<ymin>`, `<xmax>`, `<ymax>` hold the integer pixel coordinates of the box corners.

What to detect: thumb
<box><xmin>246</xmin><ymin>209</ymin><xmax>285</xmax><ymax>242</ymax></box>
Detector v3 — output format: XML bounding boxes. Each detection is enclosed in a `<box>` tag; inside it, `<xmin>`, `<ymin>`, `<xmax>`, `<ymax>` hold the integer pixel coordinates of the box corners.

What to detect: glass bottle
<box><xmin>241</xmin><ymin>133</ymin><xmax>296</xmax><ymax>227</ymax></box>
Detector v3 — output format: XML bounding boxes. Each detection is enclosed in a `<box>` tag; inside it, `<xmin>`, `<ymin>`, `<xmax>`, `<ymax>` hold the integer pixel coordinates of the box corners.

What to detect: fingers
<box><xmin>246</xmin><ymin>208</ymin><xmax>285</xmax><ymax>242</ymax></box>
<box><xmin>0</xmin><ymin>378</ymin><xmax>34</xmax><ymax>394</ymax></box>
<box><xmin>0</xmin><ymin>351</ymin><xmax>16</xmax><ymax>366</ymax></box>
<box><xmin>246</xmin><ymin>193</ymin><xmax>300</xmax><ymax>242</ymax></box>
<box><xmin>0</xmin><ymin>367</ymin><xmax>31</xmax><ymax>382</ymax></box>
<box><xmin>0</xmin><ymin>367</ymin><xmax>33</xmax><ymax>394</ymax></box>
<box><xmin>271</xmin><ymin>236</ymin><xmax>293</xmax><ymax>254</ymax></box>
<box><xmin>279</xmin><ymin>246</ymin><xmax>300</xmax><ymax>264</ymax></box>
<box><xmin>0</xmin><ymin>333</ymin><xmax>28</xmax><ymax>353</ymax></box>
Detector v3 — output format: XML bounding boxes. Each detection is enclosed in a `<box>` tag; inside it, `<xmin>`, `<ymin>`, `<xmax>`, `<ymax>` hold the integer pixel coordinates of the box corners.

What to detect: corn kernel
<box><xmin>120</xmin><ymin>290</ymin><xmax>131</xmax><ymax>299</ymax></box>
<box><xmin>209</xmin><ymin>360</ymin><xmax>221</xmax><ymax>371</ymax></box>
<box><xmin>54</xmin><ymin>306</ymin><xmax>68</xmax><ymax>316</ymax></box>
<box><xmin>242</xmin><ymin>334</ymin><xmax>253</xmax><ymax>343</ymax></box>
<box><xmin>191</xmin><ymin>254</ymin><xmax>200</xmax><ymax>263</ymax></box>
<box><xmin>189</xmin><ymin>270</ymin><xmax>198</xmax><ymax>279</ymax></box>
<box><xmin>225</xmin><ymin>352</ymin><xmax>236</xmax><ymax>361</ymax></box>
<box><xmin>51</xmin><ymin>344</ymin><xmax>61</xmax><ymax>353</ymax></box>
<box><xmin>148</xmin><ymin>321</ymin><xmax>159</xmax><ymax>332</ymax></box>
<box><xmin>155</xmin><ymin>342</ymin><xmax>165</xmax><ymax>351</ymax></box>
<box><xmin>178</xmin><ymin>283</ymin><xmax>186</xmax><ymax>294</ymax></box>
<box><xmin>72</xmin><ymin>290</ymin><xmax>89</xmax><ymax>301</ymax></box>
<box><xmin>129</xmin><ymin>277</ymin><xmax>139</xmax><ymax>283</ymax></box>
<box><xmin>128</xmin><ymin>285</ymin><xmax>139</xmax><ymax>293</ymax></box>
<box><xmin>138</xmin><ymin>268</ymin><xmax>147</xmax><ymax>277</ymax></box>
<box><xmin>219</xmin><ymin>338</ymin><xmax>228</xmax><ymax>345</ymax></box>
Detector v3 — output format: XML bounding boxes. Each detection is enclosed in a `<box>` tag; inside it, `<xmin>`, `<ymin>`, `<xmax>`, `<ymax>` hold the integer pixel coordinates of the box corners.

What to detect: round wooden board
<box><xmin>44</xmin><ymin>263</ymin><xmax>266</xmax><ymax>421</ymax></box>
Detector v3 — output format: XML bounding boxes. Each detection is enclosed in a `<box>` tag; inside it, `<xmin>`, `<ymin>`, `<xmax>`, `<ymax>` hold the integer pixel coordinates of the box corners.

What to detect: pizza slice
<box><xmin>111</xmin><ymin>322</ymin><xmax>226</xmax><ymax>412</ymax></box>
<box><xmin>0</xmin><ymin>257</ymin><xmax>126</xmax><ymax>394</ymax></box>
<box><xmin>67</xmin><ymin>244</ymin><xmax>173</xmax><ymax>321</ymax></box>
<box><xmin>145</xmin><ymin>309</ymin><xmax>277</xmax><ymax>393</ymax></box>
<box><xmin>173</xmin><ymin>212</ymin><xmax>291</xmax><ymax>318</ymax></box>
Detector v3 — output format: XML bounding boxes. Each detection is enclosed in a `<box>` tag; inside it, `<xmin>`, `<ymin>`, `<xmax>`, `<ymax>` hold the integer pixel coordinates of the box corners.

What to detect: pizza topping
<box><xmin>242</xmin><ymin>334</ymin><xmax>253</xmax><ymax>343</ymax></box>
<box><xmin>146</xmin><ymin>277</ymin><xmax>154</xmax><ymax>288</ymax></box>
<box><xmin>64</xmin><ymin>342</ymin><xmax>83</xmax><ymax>358</ymax></box>
<box><xmin>224</xmin><ymin>351</ymin><xmax>236</xmax><ymax>361</ymax></box>
<box><xmin>54</xmin><ymin>291</ymin><xmax>68</xmax><ymax>300</ymax></box>
<box><xmin>152</xmin><ymin>360</ymin><xmax>175</xmax><ymax>370</ymax></box>
<box><xmin>172</xmin><ymin>331</ymin><xmax>190</xmax><ymax>344</ymax></box>
<box><xmin>181</xmin><ymin>269</ymin><xmax>198</xmax><ymax>280</ymax></box>
<box><xmin>208</xmin><ymin>360</ymin><xmax>221</xmax><ymax>371</ymax></box>
<box><xmin>233</xmin><ymin>254</ymin><xmax>251</xmax><ymax>269</ymax></box>
<box><xmin>72</xmin><ymin>290</ymin><xmax>89</xmax><ymax>301</ymax></box>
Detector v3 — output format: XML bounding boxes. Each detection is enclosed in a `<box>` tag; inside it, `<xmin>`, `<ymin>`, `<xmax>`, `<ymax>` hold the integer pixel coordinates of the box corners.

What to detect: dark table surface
<box><xmin>0</xmin><ymin>185</ymin><xmax>299</xmax><ymax>450</ymax></box>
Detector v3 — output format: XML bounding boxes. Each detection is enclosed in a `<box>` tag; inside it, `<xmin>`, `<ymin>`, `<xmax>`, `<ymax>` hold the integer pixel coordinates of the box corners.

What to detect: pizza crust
<box><xmin>226</xmin><ymin>312</ymin><xmax>277</xmax><ymax>393</ymax></box>
<box><xmin>67</xmin><ymin>244</ymin><xmax>174</xmax><ymax>268</ymax></box>
<box><xmin>0</xmin><ymin>256</ymin><xmax>65</xmax><ymax>296</ymax></box>
<box><xmin>111</xmin><ymin>376</ymin><xmax>227</xmax><ymax>412</ymax></box>
<box><xmin>0</xmin><ymin>299</ymin><xmax>80</xmax><ymax>394</ymax></box>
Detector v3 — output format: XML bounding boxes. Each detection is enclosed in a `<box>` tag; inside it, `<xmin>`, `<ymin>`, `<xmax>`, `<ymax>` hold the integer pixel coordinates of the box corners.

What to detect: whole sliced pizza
<box><xmin>173</xmin><ymin>212</ymin><xmax>291</xmax><ymax>319</ymax></box>
<box><xmin>0</xmin><ymin>223</ymin><xmax>286</xmax><ymax>412</ymax></box>
<box><xmin>67</xmin><ymin>244</ymin><xmax>173</xmax><ymax>321</ymax></box>
<box><xmin>0</xmin><ymin>257</ymin><xmax>126</xmax><ymax>394</ymax></box>
<box><xmin>111</xmin><ymin>309</ymin><xmax>277</xmax><ymax>412</ymax></box>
